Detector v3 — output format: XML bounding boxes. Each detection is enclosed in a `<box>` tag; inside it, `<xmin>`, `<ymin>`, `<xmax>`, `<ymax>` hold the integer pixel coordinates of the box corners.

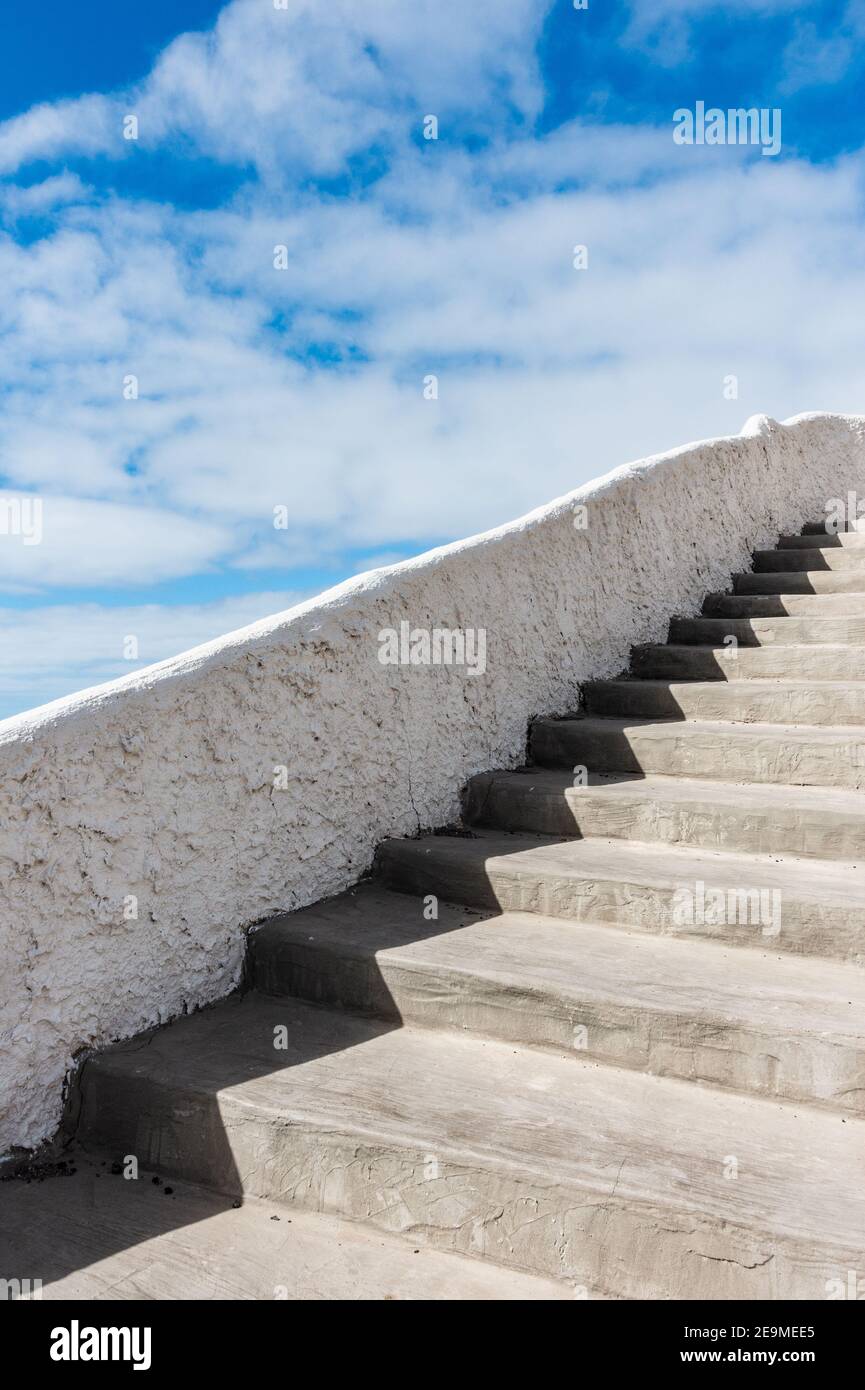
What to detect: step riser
<box><xmin>75</xmin><ymin>1064</ymin><xmax>860</xmax><ymax>1300</ymax></box>
<box><xmin>463</xmin><ymin>774</ymin><xmax>865</xmax><ymax>861</ymax></box>
<box><xmin>704</xmin><ymin>593</ymin><xmax>865</xmax><ymax>617</ymax></box>
<box><xmin>632</xmin><ymin>644</ymin><xmax>865</xmax><ymax>680</ymax></box>
<box><xmin>754</xmin><ymin>550</ymin><xmax>865</xmax><ymax>572</ymax></box>
<box><xmin>252</xmin><ymin>937</ymin><xmax>865</xmax><ymax>1115</ymax></box>
<box><xmin>530</xmin><ymin>720</ymin><xmax>865</xmax><ymax>791</ymax></box>
<box><xmin>376</xmin><ymin>846</ymin><xmax>865</xmax><ymax>962</ymax></box>
<box><xmin>583</xmin><ymin>682</ymin><xmax>865</xmax><ymax>726</ymax></box>
<box><xmin>735</xmin><ymin>571</ymin><xmax>865</xmax><ymax>594</ymax></box>
<box><xmin>670</xmin><ymin>616</ymin><xmax>865</xmax><ymax>646</ymax></box>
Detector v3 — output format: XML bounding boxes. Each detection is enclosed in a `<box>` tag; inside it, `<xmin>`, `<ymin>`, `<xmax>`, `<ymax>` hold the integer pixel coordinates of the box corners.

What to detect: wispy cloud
<box><xmin>779</xmin><ymin>6</ymin><xmax>864</xmax><ymax>94</ymax></box>
<box><xmin>1</xmin><ymin>0</ymin><xmax>864</xmax><ymax>716</ymax></box>
<box><xmin>0</xmin><ymin>590</ymin><xmax>305</xmax><ymax>719</ymax></box>
<box><xmin>621</xmin><ymin>0</ymin><xmax>799</xmax><ymax>67</ymax></box>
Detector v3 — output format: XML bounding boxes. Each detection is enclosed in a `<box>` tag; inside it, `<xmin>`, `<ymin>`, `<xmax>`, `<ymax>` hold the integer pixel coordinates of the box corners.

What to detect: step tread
<box><xmin>583</xmin><ymin>677</ymin><xmax>865</xmax><ymax>724</ymax></box>
<box><xmin>254</xmin><ymin>884</ymin><xmax>865</xmax><ymax>1042</ymax></box>
<box><xmin>713</xmin><ymin>590</ymin><xmax>865</xmax><ymax>595</ymax></box>
<box><xmin>754</xmin><ymin>550</ymin><xmax>865</xmax><ymax>567</ymax></box>
<box><xmin>737</xmin><ymin>569</ymin><xmax>836</xmax><ymax>574</ymax></box>
<box><xmin>641</xmin><ymin>642</ymin><xmax>863</xmax><ymax>654</ymax></box>
<box><xmin>537</xmin><ymin>712</ymin><xmax>865</xmax><ymax>744</ymax></box>
<box><xmin>758</xmin><ymin>547</ymin><xmax>865</xmax><ymax>557</ymax></box>
<box><xmin>779</xmin><ymin>533</ymin><xmax>865</xmax><ymax>548</ymax></box>
<box><xmin>672</xmin><ymin>616</ymin><xmax>865</xmax><ymax>635</ymax></box>
<box><xmin>380</xmin><ymin>827</ymin><xmax>865</xmax><ymax>904</ymax></box>
<box><xmin>734</xmin><ymin>572</ymin><xmax>865</xmax><ymax>593</ymax></box>
<box><xmin>84</xmin><ymin>992</ymin><xmax>865</xmax><ymax>1251</ymax></box>
<box><xmin>0</xmin><ymin>1157</ymin><xmax>568</xmax><ymax>1301</ymax></box>
<box><xmin>704</xmin><ymin>594</ymin><xmax>865</xmax><ymax>615</ymax></box>
<box><xmin>473</xmin><ymin>766</ymin><xmax>865</xmax><ymax>818</ymax></box>
<box><xmin>587</xmin><ymin>678</ymin><xmax>865</xmax><ymax>694</ymax></box>
<box><xmin>632</xmin><ymin>641</ymin><xmax>865</xmax><ymax>676</ymax></box>
<box><xmin>679</xmin><ymin>614</ymin><xmax>865</xmax><ymax>623</ymax></box>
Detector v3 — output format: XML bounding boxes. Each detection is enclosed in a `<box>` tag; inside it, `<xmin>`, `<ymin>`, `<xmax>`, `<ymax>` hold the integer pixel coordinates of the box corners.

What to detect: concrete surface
<box><xmin>462</xmin><ymin>767</ymin><xmax>865</xmax><ymax>859</ymax></box>
<box><xmin>376</xmin><ymin>829</ymin><xmax>865</xmax><ymax>959</ymax></box>
<box><xmin>583</xmin><ymin>678</ymin><xmax>865</xmax><ymax>725</ymax></box>
<box><xmin>633</xmin><ymin>641</ymin><xmax>865</xmax><ymax>679</ymax></box>
<box><xmin>703</xmin><ymin>592</ymin><xmax>865</xmax><ymax>615</ymax></box>
<box><xmin>72</xmin><ymin>993</ymin><xmax>865</xmax><ymax>1301</ymax></box>
<box><xmin>7</xmin><ymin>507</ymin><xmax>865</xmax><ymax>1301</ymax></box>
<box><xmin>778</xmin><ymin>532</ymin><xmax>865</xmax><ymax>548</ymax></box>
<box><xmin>6</xmin><ymin>410</ymin><xmax>865</xmax><ymax>1154</ymax></box>
<box><xmin>734</xmin><ymin>568</ymin><xmax>865</xmax><ymax>593</ymax></box>
<box><xmin>531</xmin><ymin>715</ymin><xmax>865</xmax><ymax>788</ymax></box>
<box><xmin>753</xmin><ymin>547</ymin><xmax>865</xmax><ymax>571</ymax></box>
<box><xmin>251</xmin><ymin>883</ymin><xmax>865</xmax><ymax>1112</ymax></box>
<box><xmin>669</xmin><ymin>614</ymin><xmax>865</xmax><ymax>644</ymax></box>
<box><xmin>0</xmin><ymin>1158</ymin><xmax>569</xmax><ymax>1300</ymax></box>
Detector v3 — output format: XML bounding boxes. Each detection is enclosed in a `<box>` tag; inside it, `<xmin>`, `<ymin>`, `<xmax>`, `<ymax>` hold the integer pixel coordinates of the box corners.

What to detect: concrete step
<box><xmin>632</xmin><ymin>642</ymin><xmax>865</xmax><ymax>681</ymax></box>
<box><xmin>251</xmin><ymin>883</ymin><xmax>865</xmax><ymax>1113</ymax></box>
<box><xmin>0</xmin><ymin>1153</ymin><xmax>570</xmax><ymax>1300</ymax></box>
<box><xmin>734</xmin><ymin>570</ymin><xmax>865</xmax><ymax>594</ymax></box>
<box><xmin>801</xmin><ymin>519</ymin><xmax>865</xmax><ymax>534</ymax></box>
<box><xmin>583</xmin><ymin>678</ymin><xmax>865</xmax><ymax>726</ymax></box>
<box><xmin>778</xmin><ymin>532</ymin><xmax>865</xmax><ymax>548</ymax></box>
<box><xmin>73</xmin><ymin>992</ymin><xmax>865</xmax><ymax>1299</ymax></box>
<box><xmin>754</xmin><ymin>548</ymin><xmax>865</xmax><ymax>572</ymax></box>
<box><xmin>462</xmin><ymin>767</ymin><xmax>865</xmax><ymax>861</ymax></box>
<box><xmin>669</xmin><ymin>615</ymin><xmax>865</xmax><ymax>646</ymax></box>
<box><xmin>376</xmin><ymin>830</ymin><xmax>865</xmax><ymax>961</ymax></box>
<box><xmin>531</xmin><ymin>713</ymin><xmax>865</xmax><ymax>790</ymax></box>
<box><xmin>703</xmin><ymin>592</ymin><xmax>865</xmax><ymax>617</ymax></box>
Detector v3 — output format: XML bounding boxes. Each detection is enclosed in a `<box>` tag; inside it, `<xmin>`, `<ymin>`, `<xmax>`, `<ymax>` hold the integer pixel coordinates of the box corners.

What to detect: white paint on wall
<box><xmin>2</xmin><ymin>410</ymin><xmax>864</xmax><ymax>1154</ymax></box>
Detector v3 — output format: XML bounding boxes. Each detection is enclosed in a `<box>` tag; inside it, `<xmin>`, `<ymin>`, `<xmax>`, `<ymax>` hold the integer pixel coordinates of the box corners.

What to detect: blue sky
<box><xmin>2</xmin><ymin>0</ymin><xmax>865</xmax><ymax>717</ymax></box>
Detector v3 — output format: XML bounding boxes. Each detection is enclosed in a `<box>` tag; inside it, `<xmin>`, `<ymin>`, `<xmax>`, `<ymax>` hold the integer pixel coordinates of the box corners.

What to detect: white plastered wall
<box><xmin>2</xmin><ymin>410</ymin><xmax>864</xmax><ymax>1153</ymax></box>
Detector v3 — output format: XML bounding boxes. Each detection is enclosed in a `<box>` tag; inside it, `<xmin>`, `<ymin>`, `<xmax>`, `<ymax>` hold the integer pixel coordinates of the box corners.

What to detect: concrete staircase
<box><xmin>69</xmin><ymin>522</ymin><xmax>865</xmax><ymax>1299</ymax></box>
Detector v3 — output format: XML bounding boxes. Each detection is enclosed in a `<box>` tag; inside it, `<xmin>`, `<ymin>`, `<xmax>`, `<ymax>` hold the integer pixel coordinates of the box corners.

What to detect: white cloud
<box><xmin>0</xmin><ymin>94</ymin><xmax>117</xmax><ymax>174</ymax></box>
<box><xmin>0</xmin><ymin>173</ymin><xmax>89</xmax><ymax>216</ymax></box>
<box><xmin>0</xmin><ymin>590</ymin><xmax>305</xmax><ymax>719</ymax></box>
<box><xmin>0</xmin><ymin>0</ymin><xmax>549</xmax><ymax>179</ymax></box>
<box><xmin>1</xmin><ymin>0</ymin><xmax>864</xmax><ymax>718</ymax></box>
<box><xmin>3</xmin><ymin>139</ymin><xmax>865</xmax><ymax>579</ymax></box>
<box><xmin>0</xmin><ymin>494</ymin><xmax>235</xmax><ymax>588</ymax></box>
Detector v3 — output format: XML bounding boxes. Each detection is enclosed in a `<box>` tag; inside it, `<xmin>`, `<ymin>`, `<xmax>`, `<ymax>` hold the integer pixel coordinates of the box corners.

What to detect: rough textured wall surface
<box><xmin>2</xmin><ymin>410</ymin><xmax>865</xmax><ymax>1154</ymax></box>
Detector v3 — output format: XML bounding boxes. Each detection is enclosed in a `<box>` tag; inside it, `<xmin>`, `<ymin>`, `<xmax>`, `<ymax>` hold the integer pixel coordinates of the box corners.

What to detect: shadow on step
<box><xmin>2</xmin><ymin>889</ymin><xmax>495</xmax><ymax>1294</ymax></box>
<box><xmin>0</xmin><ymin>1154</ymin><xmax>257</xmax><ymax>1298</ymax></box>
<box><xmin>464</xmin><ymin>767</ymin><xmax>650</xmax><ymax>839</ymax></box>
<box><xmin>717</xmin><ymin>596</ymin><xmax>809</xmax><ymax>616</ymax></box>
